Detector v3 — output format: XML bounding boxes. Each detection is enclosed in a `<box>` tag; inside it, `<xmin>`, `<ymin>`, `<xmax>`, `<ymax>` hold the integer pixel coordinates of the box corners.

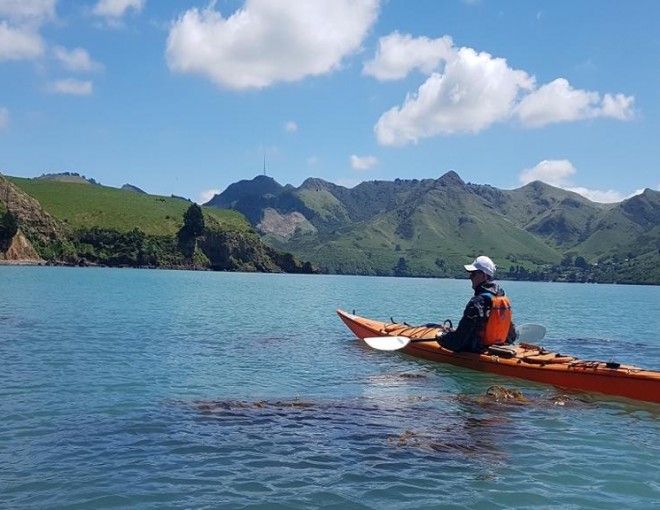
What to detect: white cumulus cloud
<box><xmin>519</xmin><ymin>159</ymin><xmax>576</xmax><ymax>187</ymax></box>
<box><xmin>198</xmin><ymin>188</ymin><xmax>220</xmax><ymax>205</ymax></box>
<box><xmin>284</xmin><ymin>121</ymin><xmax>297</xmax><ymax>132</ymax></box>
<box><xmin>599</xmin><ymin>93</ymin><xmax>635</xmax><ymax>121</ymax></box>
<box><xmin>92</xmin><ymin>0</ymin><xmax>144</xmax><ymax>19</ymax></box>
<box><xmin>0</xmin><ymin>0</ymin><xmax>54</xmax><ymax>61</ymax></box>
<box><xmin>0</xmin><ymin>21</ymin><xmax>44</xmax><ymax>60</ymax></box>
<box><xmin>367</xmin><ymin>33</ymin><xmax>635</xmax><ymax>146</ymax></box>
<box><xmin>516</xmin><ymin>79</ymin><xmax>635</xmax><ymax>127</ymax></box>
<box><xmin>363</xmin><ymin>31</ymin><xmax>453</xmax><ymax>80</ymax></box>
<box><xmin>53</xmin><ymin>46</ymin><xmax>102</xmax><ymax>72</ymax></box>
<box><xmin>519</xmin><ymin>159</ymin><xmax>632</xmax><ymax>203</ymax></box>
<box><xmin>374</xmin><ymin>46</ymin><xmax>534</xmax><ymax>145</ymax></box>
<box><xmin>562</xmin><ymin>186</ymin><xmax>629</xmax><ymax>203</ymax></box>
<box><xmin>0</xmin><ymin>0</ymin><xmax>56</xmax><ymax>22</ymax></box>
<box><xmin>48</xmin><ymin>79</ymin><xmax>93</xmax><ymax>95</ymax></box>
<box><xmin>350</xmin><ymin>154</ymin><xmax>378</xmax><ymax>170</ymax></box>
<box><xmin>0</xmin><ymin>106</ymin><xmax>9</xmax><ymax>130</ymax></box>
<box><xmin>166</xmin><ymin>0</ymin><xmax>380</xmax><ymax>90</ymax></box>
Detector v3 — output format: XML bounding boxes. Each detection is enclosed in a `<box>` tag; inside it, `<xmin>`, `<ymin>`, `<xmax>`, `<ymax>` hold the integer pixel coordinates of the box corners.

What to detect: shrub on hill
<box><xmin>0</xmin><ymin>211</ymin><xmax>18</xmax><ymax>240</ymax></box>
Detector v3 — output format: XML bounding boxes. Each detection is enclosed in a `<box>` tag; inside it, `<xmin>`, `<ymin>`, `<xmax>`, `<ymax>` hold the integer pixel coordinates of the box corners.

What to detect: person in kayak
<box><xmin>437</xmin><ymin>255</ymin><xmax>514</xmax><ymax>352</ymax></box>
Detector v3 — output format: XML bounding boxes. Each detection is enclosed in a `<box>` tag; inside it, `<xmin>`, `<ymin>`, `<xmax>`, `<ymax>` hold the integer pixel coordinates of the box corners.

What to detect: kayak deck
<box><xmin>337</xmin><ymin>309</ymin><xmax>660</xmax><ymax>404</ymax></box>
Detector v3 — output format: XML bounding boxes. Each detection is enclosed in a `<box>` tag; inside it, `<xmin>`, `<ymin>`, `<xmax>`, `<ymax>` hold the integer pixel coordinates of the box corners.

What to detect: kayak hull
<box><xmin>337</xmin><ymin>309</ymin><xmax>660</xmax><ymax>404</ymax></box>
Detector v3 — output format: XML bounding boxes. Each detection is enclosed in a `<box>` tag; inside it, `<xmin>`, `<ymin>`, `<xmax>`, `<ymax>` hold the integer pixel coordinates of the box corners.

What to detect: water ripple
<box><xmin>2</xmin><ymin>269</ymin><xmax>660</xmax><ymax>509</ymax></box>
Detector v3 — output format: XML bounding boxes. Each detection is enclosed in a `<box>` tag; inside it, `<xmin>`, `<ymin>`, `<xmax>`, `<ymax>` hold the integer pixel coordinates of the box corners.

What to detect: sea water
<box><xmin>1</xmin><ymin>266</ymin><xmax>659</xmax><ymax>509</ymax></box>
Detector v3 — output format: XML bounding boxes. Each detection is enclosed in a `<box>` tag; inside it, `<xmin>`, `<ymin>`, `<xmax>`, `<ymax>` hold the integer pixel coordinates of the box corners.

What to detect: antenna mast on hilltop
<box><xmin>263</xmin><ymin>153</ymin><xmax>267</xmax><ymax>176</ymax></box>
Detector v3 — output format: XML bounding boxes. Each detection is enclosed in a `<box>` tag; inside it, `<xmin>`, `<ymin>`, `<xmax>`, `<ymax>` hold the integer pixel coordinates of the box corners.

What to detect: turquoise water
<box><xmin>1</xmin><ymin>266</ymin><xmax>659</xmax><ymax>509</ymax></box>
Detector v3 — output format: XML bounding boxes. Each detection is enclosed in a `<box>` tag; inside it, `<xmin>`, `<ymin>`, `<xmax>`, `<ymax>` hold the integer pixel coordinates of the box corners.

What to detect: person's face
<box><xmin>468</xmin><ymin>270</ymin><xmax>487</xmax><ymax>289</ymax></box>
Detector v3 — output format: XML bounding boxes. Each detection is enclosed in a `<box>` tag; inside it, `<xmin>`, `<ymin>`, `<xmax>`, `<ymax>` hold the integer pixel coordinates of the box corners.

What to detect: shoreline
<box><xmin>0</xmin><ymin>259</ymin><xmax>45</xmax><ymax>266</ymax></box>
<box><xmin>0</xmin><ymin>261</ymin><xmax>657</xmax><ymax>286</ymax></box>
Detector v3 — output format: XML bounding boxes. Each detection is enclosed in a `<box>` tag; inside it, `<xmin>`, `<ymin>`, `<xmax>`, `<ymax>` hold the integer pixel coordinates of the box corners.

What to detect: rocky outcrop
<box><xmin>198</xmin><ymin>230</ymin><xmax>282</xmax><ymax>272</ymax></box>
<box><xmin>121</xmin><ymin>183</ymin><xmax>146</xmax><ymax>194</ymax></box>
<box><xmin>0</xmin><ymin>174</ymin><xmax>67</xmax><ymax>245</ymax></box>
<box><xmin>0</xmin><ymin>230</ymin><xmax>43</xmax><ymax>262</ymax></box>
<box><xmin>257</xmin><ymin>208</ymin><xmax>316</xmax><ymax>238</ymax></box>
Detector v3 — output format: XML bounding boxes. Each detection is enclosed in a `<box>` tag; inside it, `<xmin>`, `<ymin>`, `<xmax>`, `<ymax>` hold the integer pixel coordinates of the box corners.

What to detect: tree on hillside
<box><xmin>394</xmin><ymin>256</ymin><xmax>409</xmax><ymax>277</ymax></box>
<box><xmin>0</xmin><ymin>211</ymin><xmax>18</xmax><ymax>240</ymax></box>
<box><xmin>574</xmin><ymin>256</ymin><xmax>588</xmax><ymax>269</ymax></box>
<box><xmin>178</xmin><ymin>203</ymin><xmax>205</xmax><ymax>241</ymax></box>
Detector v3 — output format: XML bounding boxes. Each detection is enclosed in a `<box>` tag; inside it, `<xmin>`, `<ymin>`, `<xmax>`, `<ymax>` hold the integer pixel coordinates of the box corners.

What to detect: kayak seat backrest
<box><xmin>487</xmin><ymin>345</ymin><xmax>517</xmax><ymax>358</ymax></box>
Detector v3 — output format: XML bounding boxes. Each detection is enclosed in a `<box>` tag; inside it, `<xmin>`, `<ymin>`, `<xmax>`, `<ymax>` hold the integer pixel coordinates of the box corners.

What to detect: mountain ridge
<box><xmin>204</xmin><ymin>172</ymin><xmax>660</xmax><ymax>283</ymax></box>
<box><xmin>2</xmin><ymin>170</ymin><xmax>656</xmax><ymax>283</ymax></box>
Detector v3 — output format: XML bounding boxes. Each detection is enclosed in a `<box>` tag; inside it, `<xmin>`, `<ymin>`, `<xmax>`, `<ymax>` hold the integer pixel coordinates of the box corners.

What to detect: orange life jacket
<box><xmin>479</xmin><ymin>293</ymin><xmax>512</xmax><ymax>346</ymax></box>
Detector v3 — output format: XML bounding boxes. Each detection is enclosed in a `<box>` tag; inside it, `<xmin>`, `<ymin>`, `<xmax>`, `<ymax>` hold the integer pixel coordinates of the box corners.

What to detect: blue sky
<box><xmin>0</xmin><ymin>0</ymin><xmax>658</xmax><ymax>204</ymax></box>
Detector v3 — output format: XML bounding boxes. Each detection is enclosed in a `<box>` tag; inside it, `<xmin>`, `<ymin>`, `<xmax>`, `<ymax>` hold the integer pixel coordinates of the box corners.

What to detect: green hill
<box><xmin>1</xmin><ymin>174</ymin><xmax>313</xmax><ymax>273</ymax></box>
<box><xmin>4</xmin><ymin>170</ymin><xmax>657</xmax><ymax>283</ymax></box>
<box><xmin>576</xmin><ymin>189</ymin><xmax>660</xmax><ymax>258</ymax></box>
<box><xmin>204</xmin><ymin>172</ymin><xmax>660</xmax><ymax>284</ymax></box>
<box><xmin>8</xmin><ymin>176</ymin><xmax>248</xmax><ymax>236</ymax></box>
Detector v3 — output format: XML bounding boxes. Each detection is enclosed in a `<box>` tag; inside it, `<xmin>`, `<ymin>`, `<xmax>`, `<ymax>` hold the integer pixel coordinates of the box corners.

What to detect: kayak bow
<box><xmin>337</xmin><ymin>309</ymin><xmax>660</xmax><ymax>404</ymax></box>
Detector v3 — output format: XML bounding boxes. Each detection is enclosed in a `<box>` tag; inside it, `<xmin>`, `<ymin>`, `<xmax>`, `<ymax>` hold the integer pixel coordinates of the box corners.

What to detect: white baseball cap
<box><xmin>464</xmin><ymin>255</ymin><xmax>496</xmax><ymax>277</ymax></box>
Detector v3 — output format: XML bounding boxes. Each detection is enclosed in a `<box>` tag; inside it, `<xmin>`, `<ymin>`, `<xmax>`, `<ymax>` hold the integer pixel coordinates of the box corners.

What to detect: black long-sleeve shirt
<box><xmin>439</xmin><ymin>280</ymin><xmax>509</xmax><ymax>353</ymax></box>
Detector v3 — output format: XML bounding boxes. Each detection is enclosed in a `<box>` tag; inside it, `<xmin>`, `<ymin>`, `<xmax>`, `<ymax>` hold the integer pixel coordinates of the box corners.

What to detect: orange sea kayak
<box><xmin>337</xmin><ymin>309</ymin><xmax>660</xmax><ymax>404</ymax></box>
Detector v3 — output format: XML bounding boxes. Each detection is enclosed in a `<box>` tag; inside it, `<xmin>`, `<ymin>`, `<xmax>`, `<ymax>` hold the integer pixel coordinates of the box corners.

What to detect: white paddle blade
<box><xmin>516</xmin><ymin>323</ymin><xmax>546</xmax><ymax>343</ymax></box>
<box><xmin>363</xmin><ymin>336</ymin><xmax>412</xmax><ymax>351</ymax></box>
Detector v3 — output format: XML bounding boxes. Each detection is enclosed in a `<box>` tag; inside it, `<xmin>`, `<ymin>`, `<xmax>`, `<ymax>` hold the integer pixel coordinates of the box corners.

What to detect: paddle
<box><xmin>364</xmin><ymin>323</ymin><xmax>546</xmax><ymax>351</ymax></box>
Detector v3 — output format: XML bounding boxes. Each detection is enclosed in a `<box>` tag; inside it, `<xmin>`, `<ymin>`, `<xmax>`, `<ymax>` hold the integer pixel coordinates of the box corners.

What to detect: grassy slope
<box><xmin>8</xmin><ymin>177</ymin><xmax>250</xmax><ymax>235</ymax></box>
<box><xmin>269</xmin><ymin>190</ymin><xmax>563</xmax><ymax>276</ymax></box>
<box><xmin>296</xmin><ymin>188</ymin><xmax>349</xmax><ymax>223</ymax></box>
<box><xmin>577</xmin><ymin>191</ymin><xmax>660</xmax><ymax>261</ymax></box>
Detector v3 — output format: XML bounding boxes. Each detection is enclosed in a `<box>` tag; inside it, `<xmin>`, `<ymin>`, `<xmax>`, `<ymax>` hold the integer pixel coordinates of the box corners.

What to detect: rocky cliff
<box><xmin>0</xmin><ymin>174</ymin><xmax>67</xmax><ymax>243</ymax></box>
<box><xmin>0</xmin><ymin>230</ymin><xmax>43</xmax><ymax>263</ymax></box>
<box><xmin>0</xmin><ymin>174</ymin><xmax>65</xmax><ymax>262</ymax></box>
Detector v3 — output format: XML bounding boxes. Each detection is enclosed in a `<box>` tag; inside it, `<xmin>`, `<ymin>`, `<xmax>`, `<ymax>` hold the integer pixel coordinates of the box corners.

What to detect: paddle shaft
<box><xmin>401</xmin><ymin>323</ymin><xmax>545</xmax><ymax>344</ymax></box>
<box><xmin>363</xmin><ymin>323</ymin><xmax>545</xmax><ymax>351</ymax></box>
<box><xmin>404</xmin><ymin>337</ymin><xmax>436</xmax><ymax>344</ymax></box>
